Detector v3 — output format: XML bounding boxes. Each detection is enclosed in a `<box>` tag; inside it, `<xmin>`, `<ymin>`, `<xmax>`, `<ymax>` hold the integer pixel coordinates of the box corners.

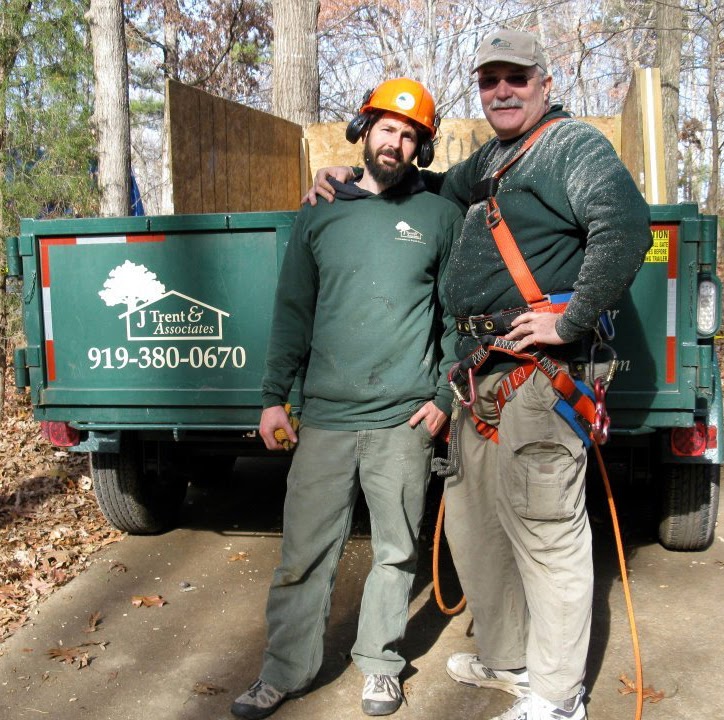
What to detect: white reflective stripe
<box><xmin>42</xmin><ymin>287</ymin><xmax>54</xmax><ymax>340</ymax></box>
<box><xmin>667</xmin><ymin>278</ymin><xmax>677</xmax><ymax>336</ymax></box>
<box><xmin>76</xmin><ymin>236</ymin><xmax>126</xmax><ymax>244</ymax></box>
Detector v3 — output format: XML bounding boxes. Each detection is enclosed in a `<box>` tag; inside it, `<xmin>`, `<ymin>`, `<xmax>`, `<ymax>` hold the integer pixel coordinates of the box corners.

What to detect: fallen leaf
<box><xmin>46</xmin><ymin>646</ymin><xmax>90</xmax><ymax>668</ymax></box>
<box><xmin>84</xmin><ymin>611</ymin><xmax>102</xmax><ymax>633</ymax></box>
<box><xmin>131</xmin><ymin>595</ymin><xmax>167</xmax><ymax>608</ymax></box>
<box><xmin>618</xmin><ymin>674</ymin><xmax>666</xmax><ymax>703</ymax></box>
<box><xmin>228</xmin><ymin>552</ymin><xmax>249</xmax><ymax>562</ymax></box>
<box><xmin>193</xmin><ymin>681</ymin><xmax>228</xmax><ymax>696</ymax></box>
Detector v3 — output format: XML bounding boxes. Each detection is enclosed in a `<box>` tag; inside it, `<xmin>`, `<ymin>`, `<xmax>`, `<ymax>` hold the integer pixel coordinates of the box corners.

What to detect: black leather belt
<box><xmin>455</xmin><ymin>307</ymin><xmax>528</xmax><ymax>337</ymax></box>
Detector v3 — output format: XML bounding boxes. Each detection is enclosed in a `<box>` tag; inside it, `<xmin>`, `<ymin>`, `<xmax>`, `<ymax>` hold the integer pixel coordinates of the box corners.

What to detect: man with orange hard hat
<box><xmin>231</xmin><ymin>78</ymin><xmax>462</xmax><ymax>719</ymax></box>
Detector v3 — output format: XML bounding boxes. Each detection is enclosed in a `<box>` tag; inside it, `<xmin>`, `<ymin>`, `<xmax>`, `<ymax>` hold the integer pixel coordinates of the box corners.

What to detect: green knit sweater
<box><xmin>261</xmin><ymin>168</ymin><xmax>463</xmax><ymax>430</ymax></box>
<box><xmin>423</xmin><ymin>106</ymin><xmax>652</xmax><ymax>359</ymax></box>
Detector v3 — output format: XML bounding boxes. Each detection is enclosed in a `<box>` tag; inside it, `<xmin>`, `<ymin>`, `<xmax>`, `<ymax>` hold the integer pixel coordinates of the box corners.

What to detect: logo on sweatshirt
<box><xmin>394</xmin><ymin>221</ymin><xmax>425</xmax><ymax>244</ymax></box>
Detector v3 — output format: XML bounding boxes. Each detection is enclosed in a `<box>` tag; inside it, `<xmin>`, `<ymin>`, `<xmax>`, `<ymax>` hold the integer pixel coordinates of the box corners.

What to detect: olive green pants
<box><xmin>260</xmin><ymin>422</ymin><xmax>433</xmax><ymax>692</ymax></box>
<box><xmin>444</xmin><ymin>368</ymin><xmax>592</xmax><ymax>705</ymax></box>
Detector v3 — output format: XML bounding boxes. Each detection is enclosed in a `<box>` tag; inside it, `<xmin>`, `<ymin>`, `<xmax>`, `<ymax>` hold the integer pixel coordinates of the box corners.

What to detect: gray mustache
<box><xmin>489</xmin><ymin>98</ymin><xmax>524</xmax><ymax>109</ymax></box>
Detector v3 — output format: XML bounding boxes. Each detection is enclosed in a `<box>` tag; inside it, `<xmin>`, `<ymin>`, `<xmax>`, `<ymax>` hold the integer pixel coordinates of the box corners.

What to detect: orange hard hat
<box><xmin>360</xmin><ymin>78</ymin><xmax>439</xmax><ymax>138</ymax></box>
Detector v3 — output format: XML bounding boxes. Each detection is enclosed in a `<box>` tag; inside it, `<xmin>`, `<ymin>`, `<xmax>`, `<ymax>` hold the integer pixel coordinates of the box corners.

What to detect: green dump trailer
<box><xmin>6</xmin><ymin>204</ymin><xmax>722</xmax><ymax>549</ymax></box>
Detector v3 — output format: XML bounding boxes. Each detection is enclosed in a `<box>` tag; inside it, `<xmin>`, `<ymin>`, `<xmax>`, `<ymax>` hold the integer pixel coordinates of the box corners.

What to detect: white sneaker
<box><xmin>361</xmin><ymin>674</ymin><xmax>403</xmax><ymax>716</ymax></box>
<box><xmin>490</xmin><ymin>688</ymin><xmax>587</xmax><ymax>720</ymax></box>
<box><xmin>446</xmin><ymin>652</ymin><xmax>530</xmax><ymax>697</ymax></box>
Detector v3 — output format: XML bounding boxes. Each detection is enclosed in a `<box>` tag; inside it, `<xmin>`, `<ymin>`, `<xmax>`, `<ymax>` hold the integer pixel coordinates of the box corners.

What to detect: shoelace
<box><xmin>247</xmin><ymin>680</ymin><xmax>279</xmax><ymax>701</ymax></box>
<box><xmin>368</xmin><ymin>675</ymin><xmax>401</xmax><ymax>699</ymax></box>
<box><xmin>248</xmin><ymin>681</ymin><xmax>265</xmax><ymax>698</ymax></box>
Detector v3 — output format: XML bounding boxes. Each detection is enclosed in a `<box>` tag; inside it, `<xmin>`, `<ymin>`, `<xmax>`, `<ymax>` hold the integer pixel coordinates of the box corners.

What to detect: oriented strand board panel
<box><xmin>226</xmin><ymin>102</ymin><xmax>251</xmax><ymax>212</ymax></box>
<box><xmin>167</xmin><ymin>79</ymin><xmax>303</xmax><ymax>213</ymax></box>
<box><xmin>304</xmin><ymin>121</ymin><xmax>365</xmax><ymax>179</ymax></box>
<box><xmin>304</xmin><ymin>116</ymin><xmax>620</xmax><ymax>177</ymax></box>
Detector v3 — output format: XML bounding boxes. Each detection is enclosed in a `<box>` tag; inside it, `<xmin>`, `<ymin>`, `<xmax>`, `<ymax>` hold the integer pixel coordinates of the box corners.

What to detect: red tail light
<box><xmin>670</xmin><ymin>422</ymin><xmax>717</xmax><ymax>457</ymax></box>
<box><xmin>41</xmin><ymin>421</ymin><xmax>80</xmax><ymax>448</ymax></box>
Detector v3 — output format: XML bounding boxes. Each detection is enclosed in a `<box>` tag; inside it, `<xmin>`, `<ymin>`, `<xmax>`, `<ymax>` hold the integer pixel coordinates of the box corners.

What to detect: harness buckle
<box><xmin>486</xmin><ymin>205</ymin><xmax>502</xmax><ymax>229</ymax></box>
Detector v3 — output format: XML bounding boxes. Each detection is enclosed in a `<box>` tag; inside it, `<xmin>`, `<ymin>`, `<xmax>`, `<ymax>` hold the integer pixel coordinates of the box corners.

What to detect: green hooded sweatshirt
<box><xmin>261</xmin><ymin>167</ymin><xmax>463</xmax><ymax>430</ymax></box>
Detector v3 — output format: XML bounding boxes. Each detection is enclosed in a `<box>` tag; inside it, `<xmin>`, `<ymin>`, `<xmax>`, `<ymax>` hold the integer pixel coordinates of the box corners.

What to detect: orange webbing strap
<box><xmin>487</xmin><ymin>198</ymin><xmax>546</xmax><ymax>307</ymax></box>
<box><xmin>594</xmin><ymin>443</ymin><xmax>644</xmax><ymax>720</ymax></box>
<box><xmin>485</xmin><ymin>118</ymin><xmax>567</xmax><ymax>308</ymax></box>
<box><xmin>473</xmin><ymin>412</ymin><xmax>499</xmax><ymax>443</ymax></box>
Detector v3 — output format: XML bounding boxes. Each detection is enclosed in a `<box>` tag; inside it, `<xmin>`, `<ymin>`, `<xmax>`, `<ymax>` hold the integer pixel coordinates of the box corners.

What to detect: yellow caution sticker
<box><xmin>645</xmin><ymin>228</ymin><xmax>669</xmax><ymax>263</ymax></box>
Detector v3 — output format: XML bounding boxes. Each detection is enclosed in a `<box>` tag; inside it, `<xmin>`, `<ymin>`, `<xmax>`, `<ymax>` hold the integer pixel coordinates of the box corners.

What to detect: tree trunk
<box><xmin>160</xmin><ymin>0</ymin><xmax>181</xmax><ymax>214</ymax></box>
<box><xmin>0</xmin><ymin>0</ymin><xmax>33</xmax><ymax>418</ymax></box>
<box><xmin>272</xmin><ymin>0</ymin><xmax>320</xmax><ymax>125</ymax></box>
<box><xmin>87</xmin><ymin>0</ymin><xmax>131</xmax><ymax>216</ymax></box>
<box><xmin>163</xmin><ymin>0</ymin><xmax>180</xmax><ymax>80</ymax></box>
<box><xmin>654</xmin><ymin>0</ymin><xmax>683</xmax><ymax>204</ymax></box>
<box><xmin>704</xmin><ymin>40</ymin><xmax>719</xmax><ymax>216</ymax></box>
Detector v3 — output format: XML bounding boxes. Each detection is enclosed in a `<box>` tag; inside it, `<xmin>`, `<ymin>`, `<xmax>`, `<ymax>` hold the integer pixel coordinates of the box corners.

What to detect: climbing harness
<box><xmin>430</xmin><ymin>118</ymin><xmax>645</xmax><ymax>719</ymax></box>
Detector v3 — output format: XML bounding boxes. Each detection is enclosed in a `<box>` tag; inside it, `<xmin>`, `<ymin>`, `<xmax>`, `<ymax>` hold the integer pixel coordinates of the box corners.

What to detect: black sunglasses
<box><xmin>477</xmin><ymin>73</ymin><xmax>536</xmax><ymax>91</ymax></box>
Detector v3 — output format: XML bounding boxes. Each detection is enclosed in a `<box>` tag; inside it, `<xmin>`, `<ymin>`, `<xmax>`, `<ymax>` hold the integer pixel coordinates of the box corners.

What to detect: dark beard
<box><xmin>363</xmin><ymin>137</ymin><xmax>411</xmax><ymax>188</ymax></box>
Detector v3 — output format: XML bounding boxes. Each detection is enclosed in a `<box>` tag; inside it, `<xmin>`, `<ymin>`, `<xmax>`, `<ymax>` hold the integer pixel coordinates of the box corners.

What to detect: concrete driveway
<box><xmin>1</xmin><ymin>455</ymin><xmax>722</xmax><ymax>720</ymax></box>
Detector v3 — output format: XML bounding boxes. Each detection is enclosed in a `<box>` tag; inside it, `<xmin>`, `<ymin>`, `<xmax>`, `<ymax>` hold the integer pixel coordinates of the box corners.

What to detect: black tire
<box><xmin>90</xmin><ymin>434</ymin><xmax>188</xmax><ymax>534</ymax></box>
<box><xmin>658</xmin><ymin>463</ymin><xmax>720</xmax><ymax>551</ymax></box>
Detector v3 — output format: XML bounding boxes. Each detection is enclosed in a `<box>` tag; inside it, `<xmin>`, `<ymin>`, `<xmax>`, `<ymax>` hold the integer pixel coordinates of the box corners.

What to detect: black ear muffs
<box><xmin>347</xmin><ymin>89</ymin><xmax>375</xmax><ymax>143</ymax></box>
<box><xmin>415</xmin><ymin>113</ymin><xmax>440</xmax><ymax>168</ymax></box>
<box><xmin>346</xmin><ymin>113</ymin><xmax>372</xmax><ymax>144</ymax></box>
<box><xmin>416</xmin><ymin>139</ymin><xmax>435</xmax><ymax>168</ymax></box>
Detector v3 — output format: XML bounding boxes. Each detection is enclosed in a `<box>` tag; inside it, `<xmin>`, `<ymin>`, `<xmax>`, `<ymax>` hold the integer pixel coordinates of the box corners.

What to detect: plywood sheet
<box><xmin>167</xmin><ymin>80</ymin><xmax>303</xmax><ymax>213</ymax></box>
<box><xmin>168</xmin><ymin>80</ymin><xmax>202</xmax><ymax>214</ymax></box>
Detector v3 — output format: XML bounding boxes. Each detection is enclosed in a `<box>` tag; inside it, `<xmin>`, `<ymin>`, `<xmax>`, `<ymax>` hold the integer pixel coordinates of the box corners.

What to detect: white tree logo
<box><xmin>99</xmin><ymin>261</ymin><xmax>166</xmax><ymax>312</ymax></box>
<box><xmin>396</xmin><ymin>221</ymin><xmax>411</xmax><ymax>232</ymax></box>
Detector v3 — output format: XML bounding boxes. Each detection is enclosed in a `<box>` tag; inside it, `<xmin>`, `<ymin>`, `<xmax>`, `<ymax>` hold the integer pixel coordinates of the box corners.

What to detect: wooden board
<box><xmin>167</xmin><ymin>79</ymin><xmax>303</xmax><ymax>213</ymax></box>
<box><xmin>168</xmin><ymin>72</ymin><xmax>660</xmax><ymax>209</ymax></box>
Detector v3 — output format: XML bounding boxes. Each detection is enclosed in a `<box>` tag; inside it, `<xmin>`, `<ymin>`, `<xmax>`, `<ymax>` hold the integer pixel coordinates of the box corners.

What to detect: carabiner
<box><xmin>448</xmin><ymin>363</ymin><xmax>478</xmax><ymax>408</ymax></box>
<box><xmin>589</xmin><ymin>337</ymin><xmax>618</xmax><ymax>388</ymax></box>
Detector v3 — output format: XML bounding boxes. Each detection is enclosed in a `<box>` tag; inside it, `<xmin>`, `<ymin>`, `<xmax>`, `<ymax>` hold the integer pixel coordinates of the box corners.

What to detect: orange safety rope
<box><xmin>593</xmin><ymin>443</ymin><xmax>644</xmax><ymax>720</ymax></box>
<box><xmin>432</xmin><ymin>495</ymin><xmax>466</xmax><ymax>615</ymax></box>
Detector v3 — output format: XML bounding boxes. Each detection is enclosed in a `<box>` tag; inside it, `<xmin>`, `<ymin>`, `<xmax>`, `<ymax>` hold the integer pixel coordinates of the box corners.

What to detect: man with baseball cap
<box><xmin>306</xmin><ymin>28</ymin><xmax>651</xmax><ymax>720</ymax></box>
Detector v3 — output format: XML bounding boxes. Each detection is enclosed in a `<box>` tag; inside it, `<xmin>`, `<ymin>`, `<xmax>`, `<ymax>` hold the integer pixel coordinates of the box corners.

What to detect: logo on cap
<box><xmin>395</xmin><ymin>92</ymin><xmax>415</xmax><ymax>110</ymax></box>
<box><xmin>491</xmin><ymin>38</ymin><xmax>512</xmax><ymax>49</ymax></box>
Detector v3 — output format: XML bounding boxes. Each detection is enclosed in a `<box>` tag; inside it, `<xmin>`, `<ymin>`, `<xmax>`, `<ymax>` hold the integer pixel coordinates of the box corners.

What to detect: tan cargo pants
<box><xmin>444</xmin><ymin>367</ymin><xmax>592</xmax><ymax>705</ymax></box>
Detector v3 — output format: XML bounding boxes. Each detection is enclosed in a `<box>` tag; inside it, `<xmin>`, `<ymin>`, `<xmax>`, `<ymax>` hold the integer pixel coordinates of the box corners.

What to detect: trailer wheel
<box><xmin>90</xmin><ymin>434</ymin><xmax>188</xmax><ymax>534</ymax></box>
<box><xmin>658</xmin><ymin>464</ymin><xmax>720</xmax><ymax>551</ymax></box>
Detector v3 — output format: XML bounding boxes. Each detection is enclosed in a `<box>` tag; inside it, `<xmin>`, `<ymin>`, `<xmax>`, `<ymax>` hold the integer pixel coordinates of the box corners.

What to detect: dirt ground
<box><xmin>0</xmin><ymin>455</ymin><xmax>722</xmax><ymax>720</ymax></box>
